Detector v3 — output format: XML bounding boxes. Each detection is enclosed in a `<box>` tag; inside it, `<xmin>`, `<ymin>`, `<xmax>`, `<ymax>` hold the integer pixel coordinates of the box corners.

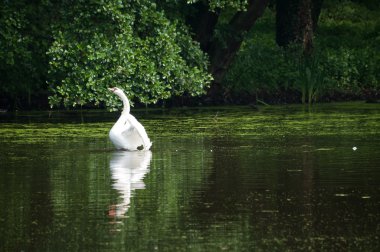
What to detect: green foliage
<box><xmin>1</xmin><ymin>0</ymin><xmax>379</xmax><ymax>109</ymax></box>
<box><xmin>186</xmin><ymin>0</ymin><xmax>248</xmax><ymax>11</ymax></box>
<box><xmin>224</xmin><ymin>38</ymin><xmax>292</xmax><ymax>95</ymax></box>
<box><xmin>224</xmin><ymin>11</ymin><xmax>299</xmax><ymax>99</ymax></box>
<box><xmin>297</xmin><ymin>54</ymin><xmax>326</xmax><ymax>104</ymax></box>
<box><xmin>318</xmin><ymin>1</ymin><xmax>380</xmax><ymax>98</ymax></box>
<box><xmin>0</xmin><ymin>1</ymin><xmax>51</xmax><ymax>105</ymax></box>
<box><xmin>224</xmin><ymin>2</ymin><xmax>380</xmax><ymax>103</ymax></box>
<box><xmin>48</xmin><ymin>0</ymin><xmax>212</xmax><ymax>110</ymax></box>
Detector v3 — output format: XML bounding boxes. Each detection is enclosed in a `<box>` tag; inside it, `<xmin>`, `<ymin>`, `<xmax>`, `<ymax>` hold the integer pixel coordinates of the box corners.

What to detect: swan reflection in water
<box><xmin>108</xmin><ymin>150</ymin><xmax>152</xmax><ymax>218</ymax></box>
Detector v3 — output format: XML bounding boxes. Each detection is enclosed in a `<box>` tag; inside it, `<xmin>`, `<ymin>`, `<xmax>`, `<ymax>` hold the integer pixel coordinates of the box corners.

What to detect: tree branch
<box><xmin>209</xmin><ymin>0</ymin><xmax>269</xmax><ymax>83</ymax></box>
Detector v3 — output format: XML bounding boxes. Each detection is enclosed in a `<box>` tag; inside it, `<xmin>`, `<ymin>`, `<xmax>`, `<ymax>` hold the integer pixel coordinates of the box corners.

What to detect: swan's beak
<box><xmin>108</xmin><ymin>87</ymin><xmax>116</xmax><ymax>93</ymax></box>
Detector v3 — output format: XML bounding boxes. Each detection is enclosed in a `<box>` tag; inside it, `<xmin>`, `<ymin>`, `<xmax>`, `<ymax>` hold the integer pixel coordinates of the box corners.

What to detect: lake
<box><xmin>0</xmin><ymin>103</ymin><xmax>379</xmax><ymax>251</ymax></box>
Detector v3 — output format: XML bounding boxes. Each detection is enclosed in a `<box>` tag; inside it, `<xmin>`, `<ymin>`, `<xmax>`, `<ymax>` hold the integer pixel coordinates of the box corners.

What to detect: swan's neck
<box><xmin>118</xmin><ymin>92</ymin><xmax>130</xmax><ymax>114</ymax></box>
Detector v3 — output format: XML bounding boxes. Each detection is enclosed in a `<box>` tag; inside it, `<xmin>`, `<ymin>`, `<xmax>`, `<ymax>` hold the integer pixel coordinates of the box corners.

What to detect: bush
<box><xmin>223</xmin><ymin>2</ymin><xmax>380</xmax><ymax>103</ymax></box>
<box><xmin>47</xmin><ymin>0</ymin><xmax>212</xmax><ymax>110</ymax></box>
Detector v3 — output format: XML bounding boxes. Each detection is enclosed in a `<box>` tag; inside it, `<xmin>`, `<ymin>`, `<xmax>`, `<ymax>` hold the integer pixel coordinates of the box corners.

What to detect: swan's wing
<box><xmin>119</xmin><ymin>119</ymin><xmax>134</xmax><ymax>136</ymax></box>
<box><xmin>122</xmin><ymin>115</ymin><xmax>151</xmax><ymax>150</ymax></box>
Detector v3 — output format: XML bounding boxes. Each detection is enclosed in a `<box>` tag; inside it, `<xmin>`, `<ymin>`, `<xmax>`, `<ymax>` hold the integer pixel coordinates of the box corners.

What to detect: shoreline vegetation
<box><xmin>0</xmin><ymin>101</ymin><xmax>378</xmax><ymax>118</ymax></box>
<box><xmin>1</xmin><ymin>1</ymin><xmax>379</xmax><ymax>111</ymax></box>
<box><xmin>0</xmin><ymin>91</ymin><xmax>378</xmax><ymax>112</ymax></box>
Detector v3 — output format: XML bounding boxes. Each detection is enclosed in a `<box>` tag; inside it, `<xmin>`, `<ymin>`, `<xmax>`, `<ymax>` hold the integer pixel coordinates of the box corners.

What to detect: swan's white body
<box><xmin>109</xmin><ymin>87</ymin><xmax>152</xmax><ymax>151</ymax></box>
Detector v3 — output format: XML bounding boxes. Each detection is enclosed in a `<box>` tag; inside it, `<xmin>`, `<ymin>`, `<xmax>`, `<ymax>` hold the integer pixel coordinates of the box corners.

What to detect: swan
<box><xmin>108</xmin><ymin>87</ymin><xmax>152</xmax><ymax>151</ymax></box>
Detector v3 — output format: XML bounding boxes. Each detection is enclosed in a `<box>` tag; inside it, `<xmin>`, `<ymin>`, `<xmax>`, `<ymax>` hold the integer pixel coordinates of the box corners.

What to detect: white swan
<box><xmin>108</xmin><ymin>87</ymin><xmax>152</xmax><ymax>151</ymax></box>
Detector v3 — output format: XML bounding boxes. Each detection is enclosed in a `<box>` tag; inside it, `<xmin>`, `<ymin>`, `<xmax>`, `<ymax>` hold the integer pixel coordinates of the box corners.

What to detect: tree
<box><xmin>275</xmin><ymin>0</ymin><xmax>323</xmax><ymax>55</ymax></box>
<box><xmin>0</xmin><ymin>0</ymin><xmax>52</xmax><ymax>109</ymax></box>
<box><xmin>274</xmin><ymin>0</ymin><xmax>325</xmax><ymax>104</ymax></box>
<box><xmin>183</xmin><ymin>0</ymin><xmax>270</xmax><ymax>101</ymax></box>
<box><xmin>1</xmin><ymin>0</ymin><xmax>271</xmax><ymax>109</ymax></box>
<box><xmin>48</xmin><ymin>0</ymin><xmax>212</xmax><ymax>110</ymax></box>
<box><xmin>48</xmin><ymin>0</ymin><xmax>271</xmax><ymax>109</ymax></box>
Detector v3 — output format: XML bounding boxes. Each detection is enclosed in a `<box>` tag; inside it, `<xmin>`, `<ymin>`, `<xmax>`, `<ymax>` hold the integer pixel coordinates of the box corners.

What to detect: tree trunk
<box><xmin>300</xmin><ymin>0</ymin><xmax>314</xmax><ymax>57</ymax></box>
<box><xmin>276</xmin><ymin>0</ymin><xmax>323</xmax><ymax>55</ymax></box>
<box><xmin>208</xmin><ymin>0</ymin><xmax>269</xmax><ymax>84</ymax></box>
<box><xmin>188</xmin><ymin>1</ymin><xmax>220</xmax><ymax>53</ymax></box>
<box><xmin>187</xmin><ymin>0</ymin><xmax>269</xmax><ymax>103</ymax></box>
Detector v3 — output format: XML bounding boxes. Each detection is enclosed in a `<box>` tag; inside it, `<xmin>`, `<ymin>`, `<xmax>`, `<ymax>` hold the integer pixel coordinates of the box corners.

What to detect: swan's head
<box><xmin>109</xmin><ymin>87</ymin><xmax>130</xmax><ymax>112</ymax></box>
<box><xmin>108</xmin><ymin>87</ymin><xmax>124</xmax><ymax>96</ymax></box>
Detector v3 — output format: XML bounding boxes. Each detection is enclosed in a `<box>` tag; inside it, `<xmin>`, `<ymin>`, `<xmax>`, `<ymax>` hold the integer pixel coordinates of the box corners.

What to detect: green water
<box><xmin>0</xmin><ymin>103</ymin><xmax>379</xmax><ymax>251</ymax></box>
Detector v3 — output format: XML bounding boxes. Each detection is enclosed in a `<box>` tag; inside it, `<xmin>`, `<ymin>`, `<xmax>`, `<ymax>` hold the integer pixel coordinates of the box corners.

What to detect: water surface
<box><xmin>0</xmin><ymin>103</ymin><xmax>379</xmax><ymax>251</ymax></box>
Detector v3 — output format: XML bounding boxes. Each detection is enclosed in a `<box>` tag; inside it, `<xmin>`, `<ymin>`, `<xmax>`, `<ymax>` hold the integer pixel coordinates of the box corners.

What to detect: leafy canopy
<box><xmin>48</xmin><ymin>0</ymin><xmax>212</xmax><ymax>110</ymax></box>
<box><xmin>186</xmin><ymin>0</ymin><xmax>248</xmax><ymax>10</ymax></box>
<box><xmin>0</xmin><ymin>1</ymin><xmax>51</xmax><ymax>100</ymax></box>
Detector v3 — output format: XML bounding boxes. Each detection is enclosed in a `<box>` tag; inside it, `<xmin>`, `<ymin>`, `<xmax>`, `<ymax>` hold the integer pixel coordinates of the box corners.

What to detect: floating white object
<box><xmin>352</xmin><ymin>146</ymin><xmax>357</xmax><ymax>151</ymax></box>
<box><xmin>334</xmin><ymin>193</ymin><xmax>349</xmax><ymax>197</ymax></box>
